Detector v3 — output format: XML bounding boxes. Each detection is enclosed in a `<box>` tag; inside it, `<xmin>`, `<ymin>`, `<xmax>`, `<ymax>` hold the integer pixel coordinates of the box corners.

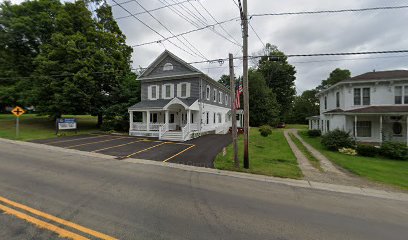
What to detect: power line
<box><xmin>132</xmin><ymin>0</ymin><xmax>208</xmax><ymax>60</ymax></box>
<box><xmin>250</xmin><ymin>5</ymin><xmax>408</xmax><ymax>18</ymax></box>
<box><xmin>290</xmin><ymin>54</ymin><xmax>408</xmax><ymax>64</ymax></box>
<box><xmin>197</xmin><ymin>0</ymin><xmax>241</xmax><ymax>46</ymax></box>
<box><xmin>249</xmin><ymin>21</ymin><xmax>265</xmax><ymax>50</ymax></box>
<box><xmin>186</xmin><ymin>0</ymin><xmax>208</xmax><ymax>23</ymax></box>
<box><xmin>111</xmin><ymin>0</ymin><xmax>200</xmax><ymax>60</ymax></box>
<box><xmin>114</xmin><ymin>0</ymin><xmax>193</xmax><ymax>20</ymax></box>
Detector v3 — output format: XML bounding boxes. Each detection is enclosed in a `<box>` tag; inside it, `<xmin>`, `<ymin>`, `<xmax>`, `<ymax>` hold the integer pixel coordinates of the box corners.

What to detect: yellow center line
<box><xmin>91</xmin><ymin>139</ymin><xmax>146</xmax><ymax>152</ymax></box>
<box><xmin>0</xmin><ymin>203</ymin><xmax>89</xmax><ymax>240</ymax></box>
<box><xmin>123</xmin><ymin>142</ymin><xmax>168</xmax><ymax>159</ymax></box>
<box><xmin>66</xmin><ymin>136</ymin><xmax>128</xmax><ymax>149</ymax></box>
<box><xmin>0</xmin><ymin>196</ymin><xmax>118</xmax><ymax>240</ymax></box>
<box><xmin>163</xmin><ymin>145</ymin><xmax>196</xmax><ymax>162</ymax></box>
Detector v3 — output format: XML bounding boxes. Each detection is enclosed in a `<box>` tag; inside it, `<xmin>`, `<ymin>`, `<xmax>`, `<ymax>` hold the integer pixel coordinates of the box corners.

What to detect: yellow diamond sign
<box><xmin>11</xmin><ymin>106</ymin><xmax>25</xmax><ymax>117</ymax></box>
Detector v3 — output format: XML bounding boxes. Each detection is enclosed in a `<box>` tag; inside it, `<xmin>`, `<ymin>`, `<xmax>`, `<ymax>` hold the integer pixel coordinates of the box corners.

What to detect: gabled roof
<box><xmin>138</xmin><ymin>50</ymin><xmax>201</xmax><ymax>79</ymax></box>
<box><xmin>318</xmin><ymin>70</ymin><xmax>408</xmax><ymax>95</ymax></box>
<box><xmin>323</xmin><ymin>105</ymin><xmax>408</xmax><ymax>115</ymax></box>
<box><xmin>128</xmin><ymin>97</ymin><xmax>198</xmax><ymax>110</ymax></box>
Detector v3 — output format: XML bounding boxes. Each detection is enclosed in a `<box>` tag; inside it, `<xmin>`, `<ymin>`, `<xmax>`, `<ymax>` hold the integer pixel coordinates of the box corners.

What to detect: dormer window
<box><xmin>163</xmin><ymin>63</ymin><xmax>173</xmax><ymax>71</ymax></box>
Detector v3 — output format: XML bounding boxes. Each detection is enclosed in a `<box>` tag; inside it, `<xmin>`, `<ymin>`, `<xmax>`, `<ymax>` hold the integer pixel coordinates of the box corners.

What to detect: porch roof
<box><xmin>128</xmin><ymin>97</ymin><xmax>198</xmax><ymax>111</ymax></box>
<box><xmin>324</xmin><ymin>106</ymin><xmax>408</xmax><ymax>115</ymax></box>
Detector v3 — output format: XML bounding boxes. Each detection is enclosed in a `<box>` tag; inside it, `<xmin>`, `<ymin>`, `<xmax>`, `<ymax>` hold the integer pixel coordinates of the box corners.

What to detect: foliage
<box><xmin>356</xmin><ymin>144</ymin><xmax>379</xmax><ymax>157</ymax></box>
<box><xmin>218</xmin><ymin>74</ymin><xmax>230</xmax><ymax>89</ymax></box>
<box><xmin>288</xmin><ymin>89</ymin><xmax>319</xmax><ymax>124</ymax></box>
<box><xmin>259</xmin><ymin>125</ymin><xmax>272</xmax><ymax>137</ymax></box>
<box><xmin>248</xmin><ymin>70</ymin><xmax>280</xmax><ymax>127</ymax></box>
<box><xmin>307</xmin><ymin>129</ymin><xmax>321</xmax><ymax>137</ymax></box>
<box><xmin>316</xmin><ymin>68</ymin><xmax>351</xmax><ymax>90</ymax></box>
<box><xmin>321</xmin><ymin>129</ymin><xmax>355</xmax><ymax>151</ymax></box>
<box><xmin>256</xmin><ymin>44</ymin><xmax>296</xmax><ymax>121</ymax></box>
<box><xmin>380</xmin><ymin>142</ymin><xmax>408</xmax><ymax>160</ymax></box>
<box><xmin>338</xmin><ymin>147</ymin><xmax>357</xmax><ymax>156</ymax></box>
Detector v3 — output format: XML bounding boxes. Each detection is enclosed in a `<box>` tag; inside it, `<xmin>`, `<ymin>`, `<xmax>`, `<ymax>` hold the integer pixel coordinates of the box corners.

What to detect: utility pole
<box><xmin>242</xmin><ymin>0</ymin><xmax>250</xmax><ymax>169</ymax></box>
<box><xmin>229</xmin><ymin>53</ymin><xmax>239</xmax><ymax>168</ymax></box>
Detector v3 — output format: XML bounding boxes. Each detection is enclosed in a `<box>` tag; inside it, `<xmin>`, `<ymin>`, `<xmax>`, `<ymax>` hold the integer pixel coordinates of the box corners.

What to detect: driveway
<box><xmin>31</xmin><ymin>133</ymin><xmax>231</xmax><ymax>168</ymax></box>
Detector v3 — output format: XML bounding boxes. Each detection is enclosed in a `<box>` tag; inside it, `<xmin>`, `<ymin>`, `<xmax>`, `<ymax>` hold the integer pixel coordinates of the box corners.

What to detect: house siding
<box><xmin>147</xmin><ymin>56</ymin><xmax>193</xmax><ymax>78</ymax></box>
<box><xmin>141</xmin><ymin>77</ymin><xmax>200</xmax><ymax>100</ymax></box>
<box><xmin>200</xmin><ymin>77</ymin><xmax>231</xmax><ymax>108</ymax></box>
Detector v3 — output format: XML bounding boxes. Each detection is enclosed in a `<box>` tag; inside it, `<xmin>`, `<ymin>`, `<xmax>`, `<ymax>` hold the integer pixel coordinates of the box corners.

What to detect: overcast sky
<box><xmin>9</xmin><ymin>0</ymin><xmax>408</xmax><ymax>93</ymax></box>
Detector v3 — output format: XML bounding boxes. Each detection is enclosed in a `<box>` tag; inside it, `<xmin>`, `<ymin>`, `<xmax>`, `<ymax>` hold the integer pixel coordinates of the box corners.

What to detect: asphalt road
<box><xmin>0</xmin><ymin>140</ymin><xmax>407</xmax><ymax>240</ymax></box>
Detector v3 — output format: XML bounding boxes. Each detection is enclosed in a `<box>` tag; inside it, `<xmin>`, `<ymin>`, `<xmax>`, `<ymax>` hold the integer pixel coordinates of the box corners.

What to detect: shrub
<box><xmin>321</xmin><ymin>129</ymin><xmax>355</xmax><ymax>151</ymax></box>
<box><xmin>307</xmin><ymin>129</ymin><xmax>321</xmax><ymax>137</ymax></box>
<box><xmin>356</xmin><ymin>144</ymin><xmax>379</xmax><ymax>157</ymax></box>
<box><xmin>380</xmin><ymin>141</ymin><xmax>408</xmax><ymax>160</ymax></box>
<box><xmin>339</xmin><ymin>147</ymin><xmax>357</xmax><ymax>156</ymax></box>
<box><xmin>259</xmin><ymin>125</ymin><xmax>273</xmax><ymax>137</ymax></box>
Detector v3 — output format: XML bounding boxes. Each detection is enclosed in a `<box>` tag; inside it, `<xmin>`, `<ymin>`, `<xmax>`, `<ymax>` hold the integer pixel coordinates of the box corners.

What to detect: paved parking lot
<box><xmin>31</xmin><ymin>134</ymin><xmax>231</xmax><ymax>168</ymax></box>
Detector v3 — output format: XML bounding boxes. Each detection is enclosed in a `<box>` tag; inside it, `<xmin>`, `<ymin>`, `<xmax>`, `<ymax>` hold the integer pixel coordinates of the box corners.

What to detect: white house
<box><xmin>128</xmin><ymin>50</ymin><xmax>242</xmax><ymax>141</ymax></box>
<box><xmin>308</xmin><ymin>70</ymin><xmax>408</xmax><ymax>145</ymax></box>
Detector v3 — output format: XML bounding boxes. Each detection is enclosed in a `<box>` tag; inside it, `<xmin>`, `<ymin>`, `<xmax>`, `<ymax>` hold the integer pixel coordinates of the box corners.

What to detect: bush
<box><xmin>259</xmin><ymin>125</ymin><xmax>273</xmax><ymax>137</ymax></box>
<box><xmin>307</xmin><ymin>129</ymin><xmax>321</xmax><ymax>137</ymax></box>
<box><xmin>380</xmin><ymin>142</ymin><xmax>408</xmax><ymax>160</ymax></box>
<box><xmin>321</xmin><ymin>129</ymin><xmax>355</xmax><ymax>151</ymax></box>
<box><xmin>356</xmin><ymin>144</ymin><xmax>379</xmax><ymax>157</ymax></box>
<box><xmin>338</xmin><ymin>147</ymin><xmax>357</xmax><ymax>156</ymax></box>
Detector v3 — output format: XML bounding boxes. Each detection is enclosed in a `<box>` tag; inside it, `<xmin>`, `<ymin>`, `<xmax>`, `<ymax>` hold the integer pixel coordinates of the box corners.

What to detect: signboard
<box><xmin>11</xmin><ymin>106</ymin><xmax>25</xmax><ymax>117</ymax></box>
<box><xmin>57</xmin><ymin>118</ymin><xmax>77</xmax><ymax>130</ymax></box>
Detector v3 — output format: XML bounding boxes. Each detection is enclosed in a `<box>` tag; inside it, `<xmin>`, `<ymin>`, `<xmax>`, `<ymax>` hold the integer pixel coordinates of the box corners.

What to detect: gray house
<box><xmin>128</xmin><ymin>50</ymin><xmax>235</xmax><ymax>141</ymax></box>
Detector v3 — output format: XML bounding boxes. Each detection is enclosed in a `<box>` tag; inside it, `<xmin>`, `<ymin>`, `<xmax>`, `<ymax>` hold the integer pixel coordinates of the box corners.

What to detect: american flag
<box><xmin>234</xmin><ymin>78</ymin><xmax>243</xmax><ymax>109</ymax></box>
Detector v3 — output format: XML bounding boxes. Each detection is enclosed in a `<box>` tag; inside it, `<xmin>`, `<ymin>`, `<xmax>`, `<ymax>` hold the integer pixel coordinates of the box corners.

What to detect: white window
<box><xmin>148</xmin><ymin>85</ymin><xmax>159</xmax><ymax>100</ymax></box>
<box><xmin>150</xmin><ymin>113</ymin><xmax>158</xmax><ymax>123</ymax></box>
<box><xmin>163</xmin><ymin>63</ymin><xmax>173</xmax><ymax>71</ymax></box>
<box><xmin>218</xmin><ymin>113</ymin><xmax>222</xmax><ymax>123</ymax></box>
<box><xmin>177</xmin><ymin>82</ymin><xmax>190</xmax><ymax>98</ymax></box>
<box><xmin>395</xmin><ymin>86</ymin><xmax>403</xmax><ymax>104</ymax></box>
<box><xmin>354</xmin><ymin>121</ymin><xmax>372</xmax><ymax>137</ymax></box>
<box><xmin>354</xmin><ymin>88</ymin><xmax>370</xmax><ymax>106</ymax></box>
<box><xmin>162</xmin><ymin>84</ymin><xmax>174</xmax><ymax>99</ymax></box>
<box><xmin>206</xmin><ymin>112</ymin><xmax>209</xmax><ymax>124</ymax></box>
<box><xmin>206</xmin><ymin>85</ymin><xmax>210</xmax><ymax>100</ymax></box>
<box><xmin>225</xmin><ymin>95</ymin><xmax>228</xmax><ymax>106</ymax></box>
<box><xmin>219</xmin><ymin>92</ymin><xmax>223</xmax><ymax>104</ymax></box>
<box><xmin>213</xmin><ymin>89</ymin><xmax>217</xmax><ymax>102</ymax></box>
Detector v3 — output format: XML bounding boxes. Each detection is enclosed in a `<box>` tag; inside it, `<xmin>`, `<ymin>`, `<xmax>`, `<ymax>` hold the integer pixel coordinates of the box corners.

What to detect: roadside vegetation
<box><xmin>288</xmin><ymin>132</ymin><xmax>323</xmax><ymax>171</ymax></box>
<box><xmin>0</xmin><ymin>114</ymin><xmax>98</xmax><ymax>141</ymax></box>
<box><xmin>215</xmin><ymin>128</ymin><xmax>303</xmax><ymax>179</ymax></box>
<box><xmin>299</xmin><ymin>131</ymin><xmax>408</xmax><ymax>190</ymax></box>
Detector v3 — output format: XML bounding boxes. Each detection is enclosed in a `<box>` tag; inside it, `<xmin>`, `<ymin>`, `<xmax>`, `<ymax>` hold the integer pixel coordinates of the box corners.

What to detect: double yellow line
<box><xmin>0</xmin><ymin>196</ymin><xmax>117</xmax><ymax>240</ymax></box>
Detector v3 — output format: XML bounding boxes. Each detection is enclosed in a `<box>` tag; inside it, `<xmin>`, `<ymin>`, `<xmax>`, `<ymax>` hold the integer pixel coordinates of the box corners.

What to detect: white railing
<box><xmin>190</xmin><ymin>123</ymin><xmax>199</xmax><ymax>131</ymax></box>
<box><xmin>132</xmin><ymin>122</ymin><xmax>147</xmax><ymax>131</ymax></box>
<box><xmin>159</xmin><ymin>123</ymin><xmax>167</xmax><ymax>139</ymax></box>
<box><xmin>168</xmin><ymin>123</ymin><xmax>177</xmax><ymax>131</ymax></box>
<box><xmin>182</xmin><ymin>124</ymin><xmax>190</xmax><ymax>141</ymax></box>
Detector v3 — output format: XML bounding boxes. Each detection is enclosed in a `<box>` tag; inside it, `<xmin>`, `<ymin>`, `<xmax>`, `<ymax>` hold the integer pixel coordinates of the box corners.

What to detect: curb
<box><xmin>1</xmin><ymin>137</ymin><xmax>407</xmax><ymax>202</ymax></box>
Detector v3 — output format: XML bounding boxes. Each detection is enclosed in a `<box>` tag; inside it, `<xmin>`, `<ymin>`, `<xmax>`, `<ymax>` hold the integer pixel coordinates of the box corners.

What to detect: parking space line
<box><xmin>163</xmin><ymin>145</ymin><xmax>196</xmax><ymax>162</ymax></box>
<box><xmin>166</xmin><ymin>142</ymin><xmax>194</xmax><ymax>146</ymax></box>
<box><xmin>47</xmin><ymin>135</ymin><xmax>106</xmax><ymax>144</ymax></box>
<box><xmin>66</xmin><ymin>136</ymin><xmax>128</xmax><ymax>149</ymax></box>
<box><xmin>91</xmin><ymin>139</ymin><xmax>146</xmax><ymax>152</ymax></box>
<box><xmin>121</xmin><ymin>142</ymin><xmax>168</xmax><ymax>159</ymax></box>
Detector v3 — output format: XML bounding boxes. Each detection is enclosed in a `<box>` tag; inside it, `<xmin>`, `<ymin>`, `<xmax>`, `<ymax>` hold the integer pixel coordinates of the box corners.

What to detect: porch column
<box><xmin>379</xmin><ymin>115</ymin><xmax>383</xmax><ymax>144</ymax></box>
<box><xmin>354</xmin><ymin>115</ymin><xmax>358</xmax><ymax>138</ymax></box>
<box><xmin>146</xmin><ymin>110</ymin><xmax>150</xmax><ymax>131</ymax></box>
<box><xmin>129</xmin><ymin>111</ymin><xmax>133</xmax><ymax>131</ymax></box>
<box><xmin>187</xmin><ymin>109</ymin><xmax>191</xmax><ymax>132</ymax></box>
<box><xmin>165</xmin><ymin>110</ymin><xmax>169</xmax><ymax>131</ymax></box>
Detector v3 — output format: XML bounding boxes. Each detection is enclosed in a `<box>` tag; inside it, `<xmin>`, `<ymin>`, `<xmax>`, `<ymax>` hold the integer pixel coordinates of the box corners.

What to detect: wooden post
<box><xmin>16</xmin><ymin>116</ymin><xmax>20</xmax><ymax>138</ymax></box>
<box><xmin>229</xmin><ymin>53</ymin><xmax>239</xmax><ymax>168</ymax></box>
<box><xmin>242</xmin><ymin>0</ymin><xmax>249</xmax><ymax>169</ymax></box>
<box><xmin>379</xmin><ymin>115</ymin><xmax>383</xmax><ymax>144</ymax></box>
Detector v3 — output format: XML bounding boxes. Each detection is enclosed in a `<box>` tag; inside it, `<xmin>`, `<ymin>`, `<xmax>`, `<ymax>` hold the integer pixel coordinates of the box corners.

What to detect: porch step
<box><xmin>161</xmin><ymin>131</ymin><xmax>184</xmax><ymax>141</ymax></box>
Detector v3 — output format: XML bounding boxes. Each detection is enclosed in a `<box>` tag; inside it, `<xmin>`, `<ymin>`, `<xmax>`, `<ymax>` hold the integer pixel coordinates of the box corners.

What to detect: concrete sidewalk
<box><xmin>1</xmin><ymin>137</ymin><xmax>407</xmax><ymax>202</ymax></box>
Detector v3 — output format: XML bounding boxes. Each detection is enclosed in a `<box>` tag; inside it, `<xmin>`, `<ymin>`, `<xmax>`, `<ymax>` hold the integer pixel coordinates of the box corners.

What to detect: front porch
<box><xmin>345</xmin><ymin>114</ymin><xmax>408</xmax><ymax>145</ymax></box>
<box><xmin>129</xmin><ymin>98</ymin><xmax>200</xmax><ymax>141</ymax></box>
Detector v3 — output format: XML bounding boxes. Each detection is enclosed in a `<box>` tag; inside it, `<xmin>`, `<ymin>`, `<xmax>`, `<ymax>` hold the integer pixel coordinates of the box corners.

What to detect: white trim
<box><xmin>219</xmin><ymin>91</ymin><xmax>223</xmax><ymax>104</ymax></box>
<box><xmin>177</xmin><ymin>82</ymin><xmax>190</xmax><ymax>98</ymax></box>
<box><xmin>213</xmin><ymin>89</ymin><xmax>217</xmax><ymax>102</ymax></box>
<box><xmin>162</xmin><ymin>84</ymin><xmax>174</xmax><ymax>99</ymax></box>
<box><xmin>148</xmin><ymin>85</ymin><xmax>160</xmax><ymax>100</ymax></box>
<box><xmin>163</xmin><ymin>97</ymin><xmax>189</xmax><ymax>110</ymax></box>
<box><xmin>206</xmin><ymin>85</ymin><xmax>210</xmax><ymax>100</ymax></box>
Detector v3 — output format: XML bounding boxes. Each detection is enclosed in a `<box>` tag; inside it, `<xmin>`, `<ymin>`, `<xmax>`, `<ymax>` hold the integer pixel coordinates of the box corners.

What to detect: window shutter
<box><xmin>148</xmin><ymin>86</ymin><xmax>152</xmax><ymax>100</ymax></box>
<box><xmin>156</xmin><ymin>85</ymin><xmax>160</xmax><ymax>99</ymax></box>
<box><xmin>162</xmin><ymin>85</ymin><xmax>166</xmax><ymax>99</ymax></box>
<box><xmin>177</xmin><ymin>83</ymin><xmax>181</xmax><ymax>97</ymax></box>
<box><xmin>170</xmin><ymin>84</ymin><xmax>174</xmax><ymax>98</ymax></box>
<box><xmin>186</xmin><ymin>83</ymin><xmax>191</xmax><ymax>97</ymax></box>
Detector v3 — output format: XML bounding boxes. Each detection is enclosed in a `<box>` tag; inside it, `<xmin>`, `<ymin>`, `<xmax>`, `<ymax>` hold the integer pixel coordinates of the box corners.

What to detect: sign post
<box><xmin>11</xmin><ymin>106</ymin><xmax>25</xmax><ymax>138</ymax></box>
<box><xmin>56</xmin><ymin>118</ymin><xmax>77</xmax><ymax>135</ymax></box>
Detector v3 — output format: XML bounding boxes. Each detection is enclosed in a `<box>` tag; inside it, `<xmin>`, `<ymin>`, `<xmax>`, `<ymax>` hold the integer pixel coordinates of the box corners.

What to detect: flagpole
<box><xmin>229</xmin><ymin>54</ymin><xmax>239</xmax><ymax>168</ymax></box>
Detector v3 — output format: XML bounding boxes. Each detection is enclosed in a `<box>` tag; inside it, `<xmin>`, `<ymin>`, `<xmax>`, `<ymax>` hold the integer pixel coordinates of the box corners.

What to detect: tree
<box><xmin>288</xmin><ymin>89</ymin><xmax>319</xmax><ymax>124</ymax></box>
<box><xmin>257</xmin><ymin>44</ymin><xmax>296</xmax><ymax>121</ymax></box>
<box><xmin>248</xmin><ymin>69</ymin><xmax>280</xmax><ymax>127</ymax></box>
<box><xmin>317</xmin><ymin>68</ymin><xmax>351</xmax><ymax>90</ymax></box>
<box><xmin>218</xmin><ymin>74</ymin><xmax>230</xmax><ymax>89</ymax></box>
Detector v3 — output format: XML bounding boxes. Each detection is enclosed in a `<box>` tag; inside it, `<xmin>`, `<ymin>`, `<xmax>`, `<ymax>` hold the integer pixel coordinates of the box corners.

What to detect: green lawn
<box><xmin>0</xmin><ymin>114</ymin><xmax>99</xmax><ymax>141</ymax></box>
<box><xmin>285</xmin><ymin>124</ymin><xmax>308</xmax><ymax>130</ymax></box>
<box><xmin>289</xmin><ymin>132</ymin><xmax>323</xmax><ymax>172</ymax></box>
<box><xmin>214</xmin><ymin>128</ymin><xmax>303</xmax><ymax>179</ymax></box>
<box><xmin>299</xmin><ymin>131</ymin><xmax>408</xmax><ymax>190</ymax></box>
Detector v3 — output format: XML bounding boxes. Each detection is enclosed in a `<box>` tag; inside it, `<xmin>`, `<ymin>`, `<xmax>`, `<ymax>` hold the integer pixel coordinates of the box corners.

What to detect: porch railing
<box><xmin>131</xmin><ymin>122</ymin><xmax>165</xmax><ymax>131</ymax></box>
<box><xmin>159</xmin><ymin>123</ymin><xmax>168</xmax><ymax>139</ymax></box>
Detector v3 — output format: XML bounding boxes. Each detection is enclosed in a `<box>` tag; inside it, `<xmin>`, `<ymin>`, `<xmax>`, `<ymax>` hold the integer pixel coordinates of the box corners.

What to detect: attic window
<box><xmin>163</xmin><ymin>63</ymin><xmax>173</xmax><ymax>71</ymax></box>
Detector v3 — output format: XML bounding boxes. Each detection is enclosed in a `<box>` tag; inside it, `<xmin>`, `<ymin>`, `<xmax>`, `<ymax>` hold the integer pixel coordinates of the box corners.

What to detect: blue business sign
<box><xmin>57</xmin><ymin>118</ymin><xmax>77</xmax><ymax>130</ymax></box>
